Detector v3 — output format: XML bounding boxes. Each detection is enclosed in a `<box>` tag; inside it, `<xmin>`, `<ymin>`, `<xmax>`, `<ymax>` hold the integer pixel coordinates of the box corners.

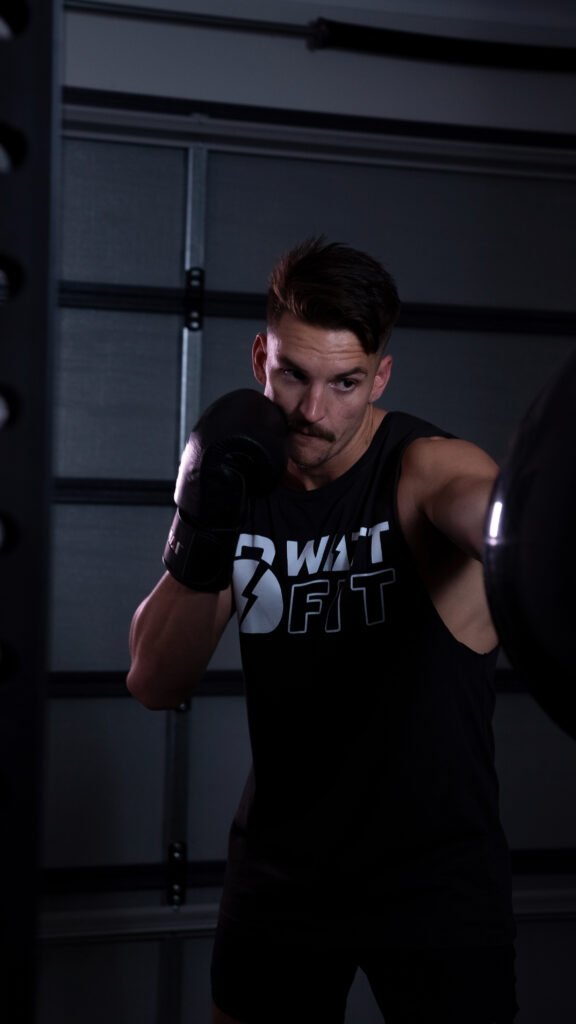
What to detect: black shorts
<box><xmin>211</xmin><ymin>925</ymin><xmax>519</xmax><ymax>1024</ymax></box>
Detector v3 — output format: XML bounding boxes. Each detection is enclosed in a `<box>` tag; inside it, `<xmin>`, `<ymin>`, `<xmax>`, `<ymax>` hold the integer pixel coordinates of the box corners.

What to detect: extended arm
<box><xmin>401</xmin><ymin>436</ymin><xmax>499</xmax><ymax>559</ymax></box>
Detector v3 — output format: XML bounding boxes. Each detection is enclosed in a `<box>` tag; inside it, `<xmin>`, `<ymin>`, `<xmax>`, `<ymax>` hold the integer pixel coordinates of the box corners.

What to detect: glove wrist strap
<box><xmin>162</xmin><ymin>510</ymin><xmax>238</xmax><ymax>592</ymax></box>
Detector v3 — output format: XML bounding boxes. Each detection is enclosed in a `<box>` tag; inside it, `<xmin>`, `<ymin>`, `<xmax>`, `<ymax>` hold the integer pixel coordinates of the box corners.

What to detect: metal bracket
<box><xmin>185</xmin><ymin>266</ymin><xmax>204</xmax><ymax>330</ymax></box>
<box><xmin>167</xmin><ymin>840</ymin><xmax>187</xmax><ymax>907</ymax></box>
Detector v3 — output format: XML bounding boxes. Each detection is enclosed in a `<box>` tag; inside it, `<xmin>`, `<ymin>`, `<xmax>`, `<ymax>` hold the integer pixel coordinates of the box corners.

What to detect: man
<box><xmin>127</xmin><ymin>237</ymin><xmax>518</xmax><ymax>1023</ymax></box>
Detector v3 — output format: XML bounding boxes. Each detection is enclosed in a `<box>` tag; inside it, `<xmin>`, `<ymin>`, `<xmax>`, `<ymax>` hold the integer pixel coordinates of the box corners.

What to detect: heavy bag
<box><xmin>484</xmin><ymin>345</ymin><xmax>576</xmax><ymax>739</ymax></box>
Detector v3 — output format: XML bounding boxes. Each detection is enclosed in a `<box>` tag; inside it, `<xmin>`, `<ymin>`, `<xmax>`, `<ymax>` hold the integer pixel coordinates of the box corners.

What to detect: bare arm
<box><xmin>401</xmin><ymin>436</ymin><xmax>499</xmax><ymax>559</ymax></box>
<box><xmin>126</xmin><ymin>571</ymin><xmax>234</xmax><ymax>709</ymax></box>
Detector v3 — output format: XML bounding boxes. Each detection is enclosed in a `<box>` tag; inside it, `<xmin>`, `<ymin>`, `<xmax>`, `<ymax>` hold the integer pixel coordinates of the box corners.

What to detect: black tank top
<box><xmin>220</xmin><ymin>411</ymin><xmax>516</xmax><ymax>948</ymax></box>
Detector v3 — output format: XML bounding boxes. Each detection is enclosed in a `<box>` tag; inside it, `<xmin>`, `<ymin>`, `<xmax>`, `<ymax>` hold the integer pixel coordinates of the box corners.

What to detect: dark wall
<box><xmin>27</xmin><ymin>4</ymin><xmax>576</xmax><ymax>1022</ymax></box>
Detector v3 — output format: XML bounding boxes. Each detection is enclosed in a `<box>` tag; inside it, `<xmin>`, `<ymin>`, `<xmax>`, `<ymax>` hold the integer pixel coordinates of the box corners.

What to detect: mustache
<box><xmin>288</xmin><ymin>419</ymin><xmax>335</xmax><ymax>442</ymax></box>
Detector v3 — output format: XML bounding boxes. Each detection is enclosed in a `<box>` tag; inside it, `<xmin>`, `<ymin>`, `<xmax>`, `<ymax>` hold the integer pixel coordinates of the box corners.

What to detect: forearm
<box><xmin>127</xmin><ymin>390</ymin><xmax>286</xmax><ymax>709</ymax></box>
<box><xmin>127</xmin><ymin>571</ymin><xmax>232</xmax><ymax>709</ymax></box>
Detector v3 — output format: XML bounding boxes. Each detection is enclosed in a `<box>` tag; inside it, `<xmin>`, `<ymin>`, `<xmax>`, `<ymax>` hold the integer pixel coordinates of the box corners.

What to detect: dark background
<box><xmin>3</xmin><ymin>2</ymin><xmax>576</xmax><ymax>1021</ymax></box>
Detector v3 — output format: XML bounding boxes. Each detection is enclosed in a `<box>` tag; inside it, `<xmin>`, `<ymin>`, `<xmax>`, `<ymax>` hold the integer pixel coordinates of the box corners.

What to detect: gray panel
<box><xmin>61</xmin><ymin>138</ymin><xmax>187</xmax><ymax>286</ymax></box>
<box><xmin>205</xmin><ymin>615</ymin><xmax>241</xmax><ymax>671</ymax></box>
<box><xmin>187</xmin><ymin>697</ymin><xmax>251</xmax><ymax>860</ymax></box>
<box><xmin>41</xmin><ymin>699</ymin><xmax>165</xmax><ymax>867</ymax></box>
<box><xmin>345</xmin><ymin>970</ymin><xmax>388</xmax><ymax>1024</ymax></box>
<box><xmin>37</xmin><ymin>939</ymin><xmax>158</xmax><ymax>1024</ymax></box>
<box><xmin>495</xmin><ymin>694</ymin><xmax>576</xmax><ymax>848</ymax></box>
<box><xmin>50</xmin><ymin>505</ymin><xmax>171</xmax><ymax>671</ymax></box>
<box><xmin>182</xmin><ymin>937</ymin><xmax>215</xmax><ymax>1024</ymax></box>
<box><xmin>55</xmin><ymin>309</ymin><xmax>182</xmax><ymax>479</ymax></box>
<box><xmin>383</xmin><ymin>329</ymin><xmax>576</xmax><ymax>462</ymax></box>
<box><xmin>205</xmin><ymin>152</ymin><xmax>576</xmax><ymax>310</ymax></box>
<box><xmin>200</xmin><ymin>317</ymin><xmax>262</xmax><ymax>410</ymax></box>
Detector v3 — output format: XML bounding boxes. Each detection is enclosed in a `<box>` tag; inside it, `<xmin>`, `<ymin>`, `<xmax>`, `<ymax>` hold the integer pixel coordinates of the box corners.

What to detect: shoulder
<box><xmin>401</xmin><ymin>434</ymin><xmax>499</xmax><ymax>485</ymax></box>
<box><xmin>398</xmin><ymin>435</ymin><xmax>500</xmax><ymax>529</ymax></box>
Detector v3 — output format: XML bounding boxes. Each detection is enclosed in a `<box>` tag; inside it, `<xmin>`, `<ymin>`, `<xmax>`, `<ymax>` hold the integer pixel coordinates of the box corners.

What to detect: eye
<box><xmin>282</xmin><ymin>367</ymin><xmax>306</xmax><ymax>382</ymax></box>
<box><xmin>334</xmin><ymin>378</ymin><xmax>358</xmax><ymax>392</ymax></box>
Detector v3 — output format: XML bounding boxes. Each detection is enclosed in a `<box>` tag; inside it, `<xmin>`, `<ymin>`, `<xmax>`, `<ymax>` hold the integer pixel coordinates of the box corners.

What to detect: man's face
<box><xmin>252</xmin><ymin>313</ymin><xmax>392</xmax><ymax>481</ymax></box>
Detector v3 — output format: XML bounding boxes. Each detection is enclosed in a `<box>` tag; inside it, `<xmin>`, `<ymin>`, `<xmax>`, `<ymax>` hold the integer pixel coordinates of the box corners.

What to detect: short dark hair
<box><xmin>267</xmin><ymin>236</ymin><xmax>401</xmax><ymax>354</ymax></box>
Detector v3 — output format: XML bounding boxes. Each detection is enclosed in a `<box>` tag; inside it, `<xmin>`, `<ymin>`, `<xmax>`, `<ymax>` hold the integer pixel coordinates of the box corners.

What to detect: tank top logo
<box><xmin>232</xmin><ymin>522</ymin><xmax>394</xmax><ymax>634</ymax></box>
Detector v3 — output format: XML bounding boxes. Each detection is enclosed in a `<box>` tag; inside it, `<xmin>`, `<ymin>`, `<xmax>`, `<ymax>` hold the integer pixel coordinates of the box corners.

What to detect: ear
<box><xmin>252</xmin><ymin>332</ymin><xmax>268</xmax><ymax>385</ymax></box>
<box><xmin>369</xmin><ymin>354</ymin><xmax>393</xmax><ymax>402</ymax></box>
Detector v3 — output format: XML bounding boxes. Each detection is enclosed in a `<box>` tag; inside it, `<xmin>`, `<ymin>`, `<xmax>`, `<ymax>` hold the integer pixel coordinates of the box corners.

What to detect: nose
<box><xmin>298</xmin><ymin>384</ymin><xmax>326</xmax><ymax>423</ymax></box>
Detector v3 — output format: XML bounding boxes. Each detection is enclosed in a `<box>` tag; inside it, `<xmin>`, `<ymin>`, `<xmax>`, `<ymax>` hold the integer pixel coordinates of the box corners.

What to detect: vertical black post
<box><xmin>0</xmin><ymin>1</ymin><xmax>60</xmax><ymax>1014</ymax></box>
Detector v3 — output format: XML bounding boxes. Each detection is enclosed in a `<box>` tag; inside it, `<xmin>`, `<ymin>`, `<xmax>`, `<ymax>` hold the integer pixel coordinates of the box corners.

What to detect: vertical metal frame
<box><xmin>0</xmin><ymin>1</ymin><xmax>60</xmax><ymax>1013</ymax></box>
<box><xmin>163</xmin><ymin>143</ymin><xmax>209</xmax><ymax>888</ymax></box>
<box><xmin>157</xmin><ymin>142</ymin><xmax>209</xmax><ymax>1024</ymax></box>
<box><xmin>178</xmin><ymin>144</ymin><xmax>207</xmax><ymax>454</ymax></box>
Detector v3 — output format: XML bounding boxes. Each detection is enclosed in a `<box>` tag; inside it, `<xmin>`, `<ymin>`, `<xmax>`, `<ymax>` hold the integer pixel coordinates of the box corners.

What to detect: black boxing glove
<box><xmin>163</xmin><ymin>389</ymin><xmax>288</xmax><ymax>591</ymax></box>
